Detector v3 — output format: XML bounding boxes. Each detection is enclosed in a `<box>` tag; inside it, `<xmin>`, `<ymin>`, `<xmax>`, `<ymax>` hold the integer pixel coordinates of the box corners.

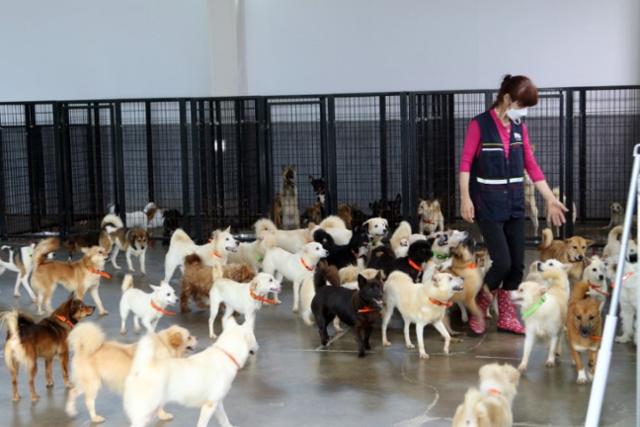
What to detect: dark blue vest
<box><xmin>469</xmin><ymin>111</ymin><xmax>525</xmax><ymax>221</ymax></box>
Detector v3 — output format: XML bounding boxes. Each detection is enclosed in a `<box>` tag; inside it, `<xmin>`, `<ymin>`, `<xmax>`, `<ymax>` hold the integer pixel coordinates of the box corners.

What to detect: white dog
<box><xmin>616</xmin><ymin>261</ymin><xmax>639</xmax><ymax>344</ymax></box>
<box><xmin>363</xmin><ymin>217</ymin><xmax>388</xmax><ymax>247</ymax></box>
<box><xmin>124</xmin><ymin>317</ymin><xmax>258</xmax><ymax>427</ymax></box>
<box><xmin>390</xmin><ymin>221</ymin><xmax>427</xmax><ymax>258</ymax></box>
<box><xmin>382</xmin><ymin>271</ymin><xmax>463</xmax><ymax>359</ymax></box>
<box><xmin>164</xmin><ymin>227</ymin><xmax>238</xmax><ymax>282</ymax></box>
<box><xmin>119</xmin><ymin>275</ymin><xmax>178</xmax><ymax>335</ymax></box>
<box><xmin>261</xmin><ymin>242</ymin><xmax>328</xmax><ymax>311</ymax></box>
<box><xmin>0</xmin><ymin>244</ymin><xmax>36</xmax><ymax>301</ymax></box>
<box><xmin>603</xmin><ymin>225</ymin><xmax>638</xmax><ymax>263</ymax></box>
<box><xmin>209</xmin><ymin>272</ymin><xmax>281</xmax><ymax>338</ymax></box>
<box><xmin>314</xmin><ymin>216</ymin><xmax>352</xmax><ymax>246</ymax></box>
<box><xmin>226</xmin><ymin>235</ymin><xmax>276</xmax><ymax>272</ymax></box>
<box><xmin>582</xmin><ymin>256</ymin><xmax>609</xmax><ymax>302</ymax></box>
<box><xmin>511</xmin><ymin>269</ymin><xmax>569</xmax><ymax>372</ymax></box>
<box><xmin>254</xmin><ymin>218</ymin><xmax>314</xmax><ymax>253</ymax></box>
<box><xmin>109</xmin><ymin>202</ymin><xmax>165</xmax><ymax>229</ymax></box>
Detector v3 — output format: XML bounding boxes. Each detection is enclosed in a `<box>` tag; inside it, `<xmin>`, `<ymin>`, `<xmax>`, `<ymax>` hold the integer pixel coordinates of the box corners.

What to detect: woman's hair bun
<box><xmin>501</xmin><ymin>74</ymin><xmax>512</xmax><ymax>86</ymax></box>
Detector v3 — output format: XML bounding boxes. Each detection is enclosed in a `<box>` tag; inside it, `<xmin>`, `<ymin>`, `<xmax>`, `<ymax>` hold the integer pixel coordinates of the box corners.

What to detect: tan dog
<box><xmin>107</xmin><ymin>227</ymin><xmax>151</xmax><ymax>274</ymax></box>
<box><xmin>538</xmin><ymin>228</ymin><xmax>593</xmax><ymax>283</ymax></box>
<box><xmin>337</xmin><ymin>203</ymin><xmax>353</xmax><ymax>229</ymax></box>
<box><xmin>567</xmin><ymin>281</ymin><xmax>603</xmax><ymax>384</ymax></box>
<box><xmin>452</xmin><ymin>363</ymin><xmax>520</xmax><ymax>427</ymax></box>
<box><xmin>444</xmin><ymin>241</ymin><xmax>484</xmax><ymax>335</ymax></box>
<box><xmin>417</xmin><ymin>199</ymin><xmax>444</xmax><ymax>235</ymax></box>
<box><xmin>30</xmin><ymin>238</ymin><xmax>110</xmax><ymax>315</ymax></box>
<box><xmin>66</xmin><ymin>322</ymin><xmax>196</xmax><ymax>423</ymax></box>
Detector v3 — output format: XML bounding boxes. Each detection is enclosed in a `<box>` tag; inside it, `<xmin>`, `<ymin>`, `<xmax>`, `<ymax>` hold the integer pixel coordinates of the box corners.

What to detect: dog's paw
<box><xmin>13</xmin><ymin>293</ymin><xmax>20</xmax><ymax>298</ymax></box>
<box><xmin>545</xmin><ymin>359</ymin><xmax>556</xmax><ymax>368</ymax></box>
<box><xmin>405</xmin><ymin>343</ymin><xmax>415</xmax><ymax>349</ymax></box>
<box><xmin>65</xmin><ymin>404</ymin><xmax>77</xmax><ymax>417</ymax></box>
<box><xmin>46</xmin><ymin>382</ymin><xmax>53</xmax><ymax>388</ymax></box>
<box><xmin>120</xmin><ymin>329</ymin><xmax>127</xmax><ymax>336</ymax></box>
<box><xmin>12</xmin><ymin>394</ymin><xmax>21</xmax><ymax>402</ymax></box>
<box><xmin>382</xmin><ymin>340</ymin><xmax>392</xmax><ymax>347</ymax></box>
<box><xmin>292</xmin><ymin>307</ymin><xmax>299</xmax><ymax>314</ymax></box>
<box><xmin>615</xmin><ymin>335</ymin><xmax>630</xmax><ymax>344</ymax></box>
<box><xmin>99</xmin><ymin>310</ymin><xmax>109</xmax><ymax>317</ymax></box>
<box><xmin>577</xmin><ymin>371</ymin><xmax>588</xmax><ymax>384</ymax></box>
<box><xmin>517</xmin><ymin>363</ymin><xmax>527</xmax><ymax>373</ymax></box>
<box><xmin>419</xmin><ymin>352</ymin><xmax>430</xmax><ymax>360</ymax></box>
<box><xmin>91</xmin><ymin>415</ymin><xmax>106</xmax><ymax>424</ymax></box>
<box><xmin>157</xmin><ymin>409</ymin><xmax>174</xmax><ymax>421</ymax></box>
<box><xmin>31</xmin><ymin>393</ymin><xmax>40</xmax><ymax>402</ymax></box>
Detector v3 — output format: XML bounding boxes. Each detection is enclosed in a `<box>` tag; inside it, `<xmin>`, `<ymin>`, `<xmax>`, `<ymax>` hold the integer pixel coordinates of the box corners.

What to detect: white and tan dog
<box><xmin>124</xmin><ymin>317</ymin><xmax>258</xmax><ymax>427</ymax></box>
<box><xmin>0</xmin><ymin>243</ymin><xmax>36</xmax><ymax>301</ymax></box>
<box><xmin>382</xmin><ymin>271</ymin><xmax>463</xmax><ymax>359</ymax></box>
<box><xmin>511</xmin><ymin>269</ymin><xmax>569</xmax><ymax>372</ymax></box>
<box><xmin>417</xmin><ymin>199</ymin><xmax>444</xmax><ymax>235</ymax></box>
<box><xmin>390</xmin><ymin>221</ymin><xmax>426</xmax><ymax>258</ymax></box>
<box><xmin>261</xmin><ymin>242</ymin><xmax>328</xmax><ymax>311</ymax></box>
<box><xmin>429</xmin><ymin>229</ymin><xmax>469</xmax><ymax>265</ymax></box>
<box><xmin>110</xmin><ymin>202</ymin><xmax>165</xmax><ymax>229</ymax></box>
<box><xmin>607</xmin><ymin>202</ymin><xmax>624</xmax><ymax>228</ymax></box>
<box><xmin>119</xmin><ymin>275</ymin><xmax>178</xmax><ymax>335</ymax></box>
<box><xmin>254</xmin><ymin>218</ymin><xmax>314</xmax><ymax>254</ymax></box>
<box><xmin>452</xmin><ymin>363</ymin><xmax>520</xmax><ymax>427</ymax></box>
<box><xmin>107</xmin><ymin>227</ymin><xmax>150</xmax><ymax>274</ymax></box>
<box><xmin>66</xmin><ymin>322</ymin><xmax>196</xmax><ymax>424</ymax></box>
<box><xmin>164</xmin><ymin>227</ymin><xmax>238</xmax><ymax>282</ymax></box>
<box><xmin>209</xmin><ymin>272</ymin><xmax>281</xmax><ymax>338</ymax></box>
<box><xmin>603</xmin><ymin>225</ymin><xmax>638</xmax><ymax>262</ymax></box>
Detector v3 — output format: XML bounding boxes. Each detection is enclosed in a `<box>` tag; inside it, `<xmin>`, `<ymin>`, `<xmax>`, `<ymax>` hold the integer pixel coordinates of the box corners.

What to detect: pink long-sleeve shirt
<box><xmin>459</xmin><ymin>109</ymin><xmax>545</xmax><ymax>182</ymax></box>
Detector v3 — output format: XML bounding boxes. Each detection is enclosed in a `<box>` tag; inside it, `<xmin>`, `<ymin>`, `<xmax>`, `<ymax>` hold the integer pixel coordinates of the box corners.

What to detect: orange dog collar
<box><xmin>249</xmin><ymin>288</ymin><xmax>278</xmax><ymax>305</ymax></box>
<box><xmin>88</xmin><ymin>267</ymin><xmax>112</xmax><ymax>280</ymax></box>
<box><xmin>150</xmin><ymin>300</ymin><xmax>176</xmax><ymax>316</ymax></box>
<box><xmin>212</xmin><ymin>250</ymin><xmax>223</xmax><ymax>259</ymax></box>
<box><xmin>357</xmin><ymin>306</ymin><xmax>379</xmax><ymax>314</ymax></box>
<box><xmin>300</xmin><ymin>257</ymin><xmax>313</xmax><ymax>272</ymax></box>
<box><xmin>408</xmin><ymin>259</ymin><xmax>423</xmax><ymax>272</ymax></box>
<box><xmin>589</xmin><ymin>284</ymin><xmax>609</xmax><ymax>297</ymax></box>
<box><xmin>428</xmin><ymin>298</ymin><xmax>453</xmax><ymax>308</ymax></box>
<box><xmin>215</xmin><ymin>346</ymin><xmax>241</xmax><ymax>370</ymax></box>
<box><xmin>55</xmin><ymin>315</ymin><xmax>75</xmax><ymax>329</ymax></box>
<box><xmin>486</xmin><ymin>388</ymin><xmax>502</xmax><ymax>396</ymax></box>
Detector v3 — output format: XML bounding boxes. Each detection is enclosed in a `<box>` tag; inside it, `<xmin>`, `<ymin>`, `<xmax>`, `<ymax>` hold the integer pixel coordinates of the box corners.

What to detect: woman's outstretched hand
<box><xmin>461</xmin><ymin>196</ymin><xmax>475</xmax><ymax>223</ymax></box>
<box><xmin>546</xmin><ymin>197</ymin><xmax>568</xmax><ymax>227</ymax></box>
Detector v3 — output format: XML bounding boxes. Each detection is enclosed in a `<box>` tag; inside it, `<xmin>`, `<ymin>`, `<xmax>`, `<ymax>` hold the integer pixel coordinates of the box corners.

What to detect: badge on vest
<box><xmin>513</xmin><ymin>132</ymin><xmax>522</xmax><ymax>141</ymax></box>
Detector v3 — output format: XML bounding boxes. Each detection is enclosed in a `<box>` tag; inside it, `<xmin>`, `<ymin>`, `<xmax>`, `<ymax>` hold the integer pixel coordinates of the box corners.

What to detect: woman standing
<box><xmin>459</xmin><ymin>75</ymin><xmax>567</xmax><ymax>335</ymax></box>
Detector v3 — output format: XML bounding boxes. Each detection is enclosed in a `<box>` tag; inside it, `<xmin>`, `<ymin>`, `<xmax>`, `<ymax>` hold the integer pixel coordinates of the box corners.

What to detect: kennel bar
<box><xmin>0</xmin><ymin>120</ymin><xmax>5</xmax><ymax>239</ymax></box>
<box><xmin>564</xmin><ymin>90</ymin><xmax>575</xmax><ymax>237</ymax></box>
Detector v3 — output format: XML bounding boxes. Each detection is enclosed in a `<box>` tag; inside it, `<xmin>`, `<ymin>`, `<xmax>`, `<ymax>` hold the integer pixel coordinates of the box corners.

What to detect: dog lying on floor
<box><xmin>1</xmin><ymin>296</ymin><xmax>95</xmax><ymax>401</ymax></box>
<box><xmin>31</xmin><ymin>237</ymin><xmax>111</xmax><ymax>315</ymax></box>
<box><xmin>124</xmin><ymin>317</ymin><xmax>258</xmax><ymax>427</ymax></box>
<box><xmin>0</xmin><ymin>243</ymin><xmax>36</xmax><ymax>301</ymax></box>
<box><xmin>311</xmin><ymin>272</ymin><xmax>384</xmax><ymax>357</ymax></box>
<box><xmin>567</xmin><ymin>281</ymin><xmax>603</xmax><ymax>384</ymax></box>
<box><xmin>452</xmin><ymin>363</ymin><xmax>521</xmax><ymax>427</ymax></box>
<box><xmin>382</xmin><ymin>271</ymin><xmax>463</xmax><ymax>359</ymax></box>
<box><xmin>66</xmin><ymin>322</ymin><xmax>196</xmax><ymax>423</ymax></box>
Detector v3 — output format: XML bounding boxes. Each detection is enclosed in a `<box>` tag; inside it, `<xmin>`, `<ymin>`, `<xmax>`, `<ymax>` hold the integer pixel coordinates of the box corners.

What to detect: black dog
<box><xmin>313</xmin><ymin>228</ymin><xmax>369</xmax><ymax>269</ymax></box>
<box><xmin>367</xmin><ymin>238</ymin><xmax>434</xmax><ymax>282</ymax></box>
<box><xmin>311</xmin><ymin>272</ymin><xmax>384</xmax><ymax>357</ymax></box>
<box><xmin>369</xmin><ymin>194</ymin><xmax>403</xmax><ymax>229</ymax></box>
<box><xmin>162</xmin><ymin>209</ymin><xmax>183</xmax><ymax>246</ymax></box>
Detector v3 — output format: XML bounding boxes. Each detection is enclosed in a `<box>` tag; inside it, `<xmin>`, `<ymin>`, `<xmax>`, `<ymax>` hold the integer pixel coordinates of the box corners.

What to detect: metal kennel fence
<box><xmin>0</xmin><ymin>85</ymin><xmax>638</xmax><ymax>242</ymax></box>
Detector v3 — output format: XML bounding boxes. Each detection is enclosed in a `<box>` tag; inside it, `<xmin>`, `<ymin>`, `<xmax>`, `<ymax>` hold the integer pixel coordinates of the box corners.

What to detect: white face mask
<box><xmin>506</xmin><ymin>107</ymin><xmax>528</xmax><ymax>124</ymax></box>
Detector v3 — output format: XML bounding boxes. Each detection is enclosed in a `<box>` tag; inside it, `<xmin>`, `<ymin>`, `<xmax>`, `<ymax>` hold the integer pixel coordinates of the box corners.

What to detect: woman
<box><xmin>459</xmin><ymin>75</ymin><xmax>567</xmax><ymax>335</ymax></box>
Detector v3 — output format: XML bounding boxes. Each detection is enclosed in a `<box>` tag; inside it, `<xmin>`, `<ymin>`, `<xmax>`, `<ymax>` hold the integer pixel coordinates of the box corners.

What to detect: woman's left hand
<box><xmin>546</xmin><ymin>198</ymin><xmax>568</xmax><ymax>227</ymax></box>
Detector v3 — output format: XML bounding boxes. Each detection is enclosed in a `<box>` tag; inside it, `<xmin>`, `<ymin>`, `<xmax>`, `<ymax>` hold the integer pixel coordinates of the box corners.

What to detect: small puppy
<box><xmin>300</xmin><ymin>260</ymin><xmax>342</xmax><ymax>325</ymax></box>
<box><xmin>417</xmin><ymin>199</ymin><xmax>445</xmax><ymax>235</ymax></box>
<box><xmin>607</xmin><ymin>202</ymin><xmax>624</xmax><ymax>228</ymax></box>
<box><xmin>315</xmin><ymin>215</ymin><xmax>353</xmax><ymax>246</ymax></box>
<box><xmin>311</xmin><ymin>272</ymin><xmax>384</xmax><ymax>357</ymax></box>
<box><xmin>602</xmin><ymin>225</ymin><xmax>638</xmax><ymax>262</ymax></box>
<box><xmin>119</xmin><ymin>274</ymin><xmax>178</xmax><ymax>335</ymax></box>
<box><xmin>382</xmin><ymin>271</ymin><xmax>463</xmax><ymax>359</ymax></box>
<box><xmin>0</xmin><ymin>243</ymin><xmax>36</xmax><ymax>301</ymax></box>
<box><xmin>362</xmin><ymin>217</ymin><xmax>388</xmax><ymax>247</ymax></box>
<box><xmin>108</xmin><ymin>227</ymin><xmax>151</xmax><ymax>274</ymax></box>
<box><xmin>1</xmin><ymin>296</ymin><xmax>95</xmax><ymax>401</ymax></box>
<box><xmin>227</xmin><ymin>234</ymin><xmax>276</xmax><ymax>272</ymax></box>
<box><xmin>31</xmin><ymin>238</ymin><xmax>110</xmax><ymax>315</ymax></box>
<box><xmin>452</xmin><ymin>363</ymin><xmax>520</xmax><ymax>427</ymax></box>
<box><xmin>164</xmin><ymin>226</ymin><xmax>238</xmax><ymax>282</ymax></box>
<box><xmin>511</xmin><ymin>269</ymin><xmax>569</xmax><ymax>372</ymax></box>
<box><xmin>261</xmin><ymin>241</ymin><xmax>329</xmax><ymax>311</ymax></box>
<box><xmin>567</xmin><ymin>282</ymin><xmax>603</xmax><ymax>384</ymax></box>
<box><xmin>615</xmin><ymin>261</ymin><xmax>639</xmax><ymax>344</ymax></box>
<box><xmin>254</xmin><ymin>218</ymin><xmax>314</xmax><ymax>253</ymax></box>
<box><xmin>538</xmin><ymin>228</ymin><xmax>593</xmax><ymax>283</ymax></box>
<box><xmin>281</xmin><ymin>164</ymin><xmax>300</xmax><ymax>229</ymax></box>
<box><xmin>124</xmin><ymin>317</ymin><xmax>258</xmax><ymax>427</ymax></box>
<box><xmin>314</xmin><ymin>228</ymin><xmax>369</xmax><ymax>269</ymax></box>
<box><xmin>208</xmin><ymin>272</ymin><xmax>281</xmax><ymax>338</ymax></box>
<box><xmin>582</xmin><ymin>255</ymin><xmax>609</xmax><ymax>302</ymax></box>
<box><xmin>66</xmin><ymin>322</ymin><xmax>196</xmax><ymax>423</ymax></box>
<box><xmin>368</xmin><ymin>239</ymin><xmax>434</xmax><ymax>282</ymax></box>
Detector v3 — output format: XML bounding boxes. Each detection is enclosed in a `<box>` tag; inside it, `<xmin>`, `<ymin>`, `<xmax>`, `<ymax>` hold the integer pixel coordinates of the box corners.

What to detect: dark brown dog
<box><xmin>2</xmin><ymin>296</ymin><xmax>95</xmax><ymax>401</ymax></box>
<box><xmin>270</xmin><ymin>193</ymin><xmax>283</xmax><ymax>229</ymax></box>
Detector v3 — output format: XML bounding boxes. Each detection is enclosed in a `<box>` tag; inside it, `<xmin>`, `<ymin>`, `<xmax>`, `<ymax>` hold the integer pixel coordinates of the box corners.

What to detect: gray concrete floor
<box><xmin>0</xmin><ymin>246</ymin><xmax>636</xmax><ymax>427</ymax></box>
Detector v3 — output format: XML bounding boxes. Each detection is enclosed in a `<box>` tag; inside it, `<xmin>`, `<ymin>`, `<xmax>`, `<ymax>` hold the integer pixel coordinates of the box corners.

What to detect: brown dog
<box><xmin>445</xmin><ymin>240</ymin><xmax>484</xmax><ymax>335</ymax></box>
<box><xmin>180</xmin><ymin>254</ymin><xmax>256</xmax><ymax>313</ymax></box>
<box><xmin>567</xmin><ymin>281</ymin><xmax>603</xmax><ymax>384</ymax></box>
<box><xmin>337</xmin><ymin>204</ymin><xmax>353</xmax><ymax>229</ymax></box>
<box><xmin>30</xmin><ymin>238</ymin><xmax>110</xmax><ymax>315</ymax></box>
<box><xmin>538</xmin><ymin>228</ymin><xmax>593</xmax><ymax>283</ymax></box>
<box><xmin>1</xmin><ymin>296</ymin><xmax>95</xmax><ymax>401</ymax></box>
<box><xmin>270</xmin><ymin>193</ymin><xmax>283</xmax><ymax>229</ymax></box>
<box><xmin>107</xmin><ymin>227</ymin><xmax>151</xmax><ymax>274</ymax></box>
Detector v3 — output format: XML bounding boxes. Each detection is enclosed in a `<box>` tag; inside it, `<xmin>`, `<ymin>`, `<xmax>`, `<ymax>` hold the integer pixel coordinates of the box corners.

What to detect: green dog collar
<box><xmin>256</xmin><ymin>255</ymin><xmax>263</xmax><ymax>263</ymax></box>
<box><xmin>433</xmin><ymin>252</ymin><xmax>450</xmax><ymax>260</ymax></box>
<box><xmin>522</xmin><ymin>295</ymin><xmax>546</xmax><ymax>319</ymax></box>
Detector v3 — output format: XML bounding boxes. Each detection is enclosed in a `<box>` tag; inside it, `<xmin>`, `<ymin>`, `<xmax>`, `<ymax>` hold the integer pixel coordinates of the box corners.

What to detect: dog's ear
<box><xmin>585</xmin><ymin>239</ymin><xmax>594</xmax><ymax>247</ymax></box>
<box><xmin>375</xmin><ymin>270</ymin><xmax>385</xmax><ymax>282</ymax></box>
<box><xmin>223</xmin><ymin>226</ymin><xmax>231</xmax><ymax>234</ymax></box>
<box><xmin>80</xmin><ymin>247</ymin><xmax>90</xmax><ymax>255</ymax></box>
<box><xmin>149</xmin><ymin>284</ymin><xmax>160</xmax><ymax>292</ymax></box>
<box><xmin>168</xmin><ymin>331</ymin><xmax>184</xmax><ymax>350</ymax></box>
<box><xmin>357</xmin><ymin>274</ymin><xmax>367</xmax><ymax>289</ymax></box>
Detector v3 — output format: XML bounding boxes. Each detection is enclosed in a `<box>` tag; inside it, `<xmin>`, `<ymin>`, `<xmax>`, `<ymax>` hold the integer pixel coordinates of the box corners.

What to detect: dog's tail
<box><xmin>607</xmin><ymin>225</ymin><xmax>623</xmax><ymax>247</ymax></box>
<box><xmin>390</xmin><ymin>221</ymin><xmax>412</xmax><ymax>251</ymax></box>
<box><xmin>0</xmin><ymin>310</ymin><xmax>21</xmax><ymax>339</ymax></box>
<box><xmin>32</xmin><ymin>237</ymin><xmax>59</xmax><ymax>268</ymax></box>
<box><xmin>184</xmin><ymin>253</ymin><xmax>204</xmax><ymax>268</ymax></box>
<box><xmin>101</xmin><ymin>213</ymin><xmax>124</xmax><ymax>232</ymax></box>
<box><xmin>169</xmin><ymin>228</ymin><xmax>193</xmax><ymax>246</ymax></box>
<box><xmin>539</xmin><ymin>228</ymin><xmax>554</xmax><ymax>250</ymax></box>
<box><xmin>129</xmin><ymin>333</ymin><xmax>157</xmax><ymax>377</ymax></box>
<box><xmin>570</xmin><ymin>281</ymin><xmax>591</xmax><ymax>304</ymax></box>
<box><xmin>122</xmin><ymin>274</ymin><xmax>134</xmax><ymax>292</ymax></box>
<box><xmin>254</xmin><ymin>218</ymin><xmax>278</xmax><ymax>237</ymax></box>
<box><xmin>314</xmin><ymin>261</ymin><xmax>340</xmax><ymax>292</ymax></box>
<box><xmin>68</xmin><ymin>322</ymin><xmax>106</xmax><ymax>358</ymax></box>
<box><xmin>319</xmin><ymin>215</ymin><xmax>347</xmax><ymax>230</ymax></box>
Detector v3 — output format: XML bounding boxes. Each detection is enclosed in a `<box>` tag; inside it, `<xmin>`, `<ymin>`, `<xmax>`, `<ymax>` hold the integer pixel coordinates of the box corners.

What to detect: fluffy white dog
<box><xmin>616</xmin><ymin>261</ymin><xmax>639</xmax><ymax>344</ymax></box>
<box><xmin>124</xmin><ymin>317</ymin><xmax>258</xmax><ymax>427</ymax></box>
<box><xmin>314</xmin><ymin>216</ymin><xmax>352</xmax><ymax>246</ymax></box>
<box><xmin>261</xmin><ymin>242</ymin><xmax>328</xmax><ymax>311</ymax></box>
<box><xmin>119</xmin><ymin>275</ymin><xmax>178</xmax><ymax>335</ymax></box>
<box><xmin>209</xmin><ymin>272</ymin><xmax>281</xmax><ymax>338</ymax></box>
<box><xmin>254</xmin><ymin>218</ymin><xmax>314</xmax><ymax>253</ymax></box>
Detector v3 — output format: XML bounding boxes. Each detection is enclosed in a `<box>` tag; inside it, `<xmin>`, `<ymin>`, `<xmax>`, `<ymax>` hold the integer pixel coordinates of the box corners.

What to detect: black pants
<box><xmin>477</xmin><ymin>216</ymin><xmax>525</xmax><ymax>291</ymax></box>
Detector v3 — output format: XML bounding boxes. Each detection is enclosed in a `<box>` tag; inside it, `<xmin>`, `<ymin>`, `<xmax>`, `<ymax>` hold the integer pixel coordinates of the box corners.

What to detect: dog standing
<box><xmin>0</xmin><ymin>243</ymin><xmax>36</xmax><ymax>301</ymax></box>
<box><xmin>254</xmin><ymin>218</ymin><xmax>314</xmax><ymax>253</ymax></box>
<box><xmin>281</xmin><ymin>165</ymin><xmax>300</xmax><ymax>229</ymax></box>
<box><xmin>452</xmin><ymin>363</ymin><xmax>520</xmax><ymax>427</ymax></box>
<box><xmin>108</xmin><ymin>226</ymin><xmax>151</xmax><ymax>274</ymax></box>
<box><xmin>417</xmin><ymin>199</ymin><xmax>445</xmax><ymax>235</ymax></box>
<box><xmin>538</xmin><ymin>228</ymin><xmax>593</xmax><ymax>283</ymax></box>
<box><xmin>615</xmin><ymin>261</ymin><xmax>639</xmax><ymax>344</ymax></box>
<box><xmin>1</xmin><ymin>296</ymin><xmax>95</xmax><ymax>401</ymax></box>
<box><xmin>567</xmin><ymin>281</ymin><xmax>603</xmax><ymax>384</ymax></box>
<box><xmin>119</xmin><ymin>275</ymin><xmax>178</xmax><ymax>335</ymax></box>
<box><xmin>66</xmin><ymin>322</ymin><xmax>196</xmax><ymax>423</ymax></box>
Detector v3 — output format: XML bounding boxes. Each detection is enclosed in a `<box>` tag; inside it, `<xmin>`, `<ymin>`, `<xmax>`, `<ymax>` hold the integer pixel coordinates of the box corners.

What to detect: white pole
<box><xmin>585</xmin><ymin>143</ymin><xmax>640</xmax><ymax>427</ymax></box>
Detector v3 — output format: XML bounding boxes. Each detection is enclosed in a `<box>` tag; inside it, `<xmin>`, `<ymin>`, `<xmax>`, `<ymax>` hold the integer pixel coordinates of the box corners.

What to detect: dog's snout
<box><xmin>598</xmin><ymin>274</ymin><xmax>604</xmax><ymax>281</ymax></box>
<box><xmin>577</xmin><ymin>255</ymin><xmax>584</xmax><ymax>261</ymax></box>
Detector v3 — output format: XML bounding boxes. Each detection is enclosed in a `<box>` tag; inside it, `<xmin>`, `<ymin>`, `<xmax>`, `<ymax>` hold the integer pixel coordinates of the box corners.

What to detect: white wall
<box><xmin>243</xmin><ymin>0</ymin><xmax>640</xmax><ymax>95</ymax></box>
<box><xmin>0</xmin><ymin>0</ymin><xmax>216</xmax><ymax>101</ymax></box>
